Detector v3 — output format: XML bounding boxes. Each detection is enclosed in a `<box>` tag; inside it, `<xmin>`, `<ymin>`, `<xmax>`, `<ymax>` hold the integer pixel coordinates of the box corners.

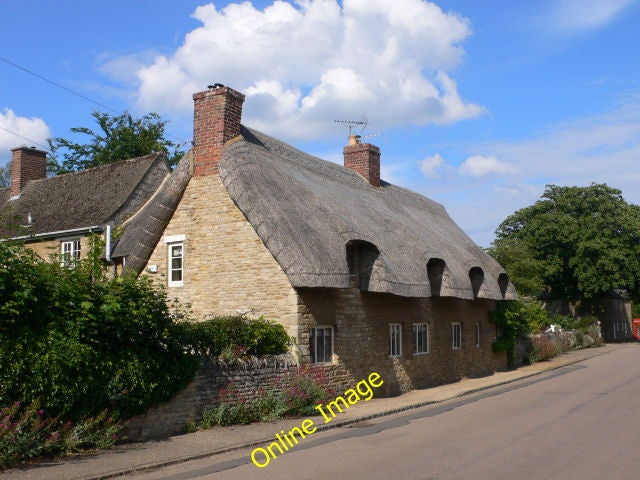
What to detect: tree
<box><xmin>489</xmin><ymin>183</ymin><xmax>640</xmax><ymax>302</ymax></box>
<box><xmin>49</xmin><ymin>111</ymin><xmax>184</xmax><ymax>173</ymax></box>
<box><xmin>0</xmin><ymin>161</ymin><xmax>9</xmax><ymax>187</ymax></box>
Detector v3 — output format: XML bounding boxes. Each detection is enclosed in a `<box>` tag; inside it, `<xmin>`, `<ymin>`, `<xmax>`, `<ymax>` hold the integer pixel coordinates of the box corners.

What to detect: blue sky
<box><xmin>2</xmin><ymin>0</ymin><xmax>639</xmax><ymax>246</ymax></box>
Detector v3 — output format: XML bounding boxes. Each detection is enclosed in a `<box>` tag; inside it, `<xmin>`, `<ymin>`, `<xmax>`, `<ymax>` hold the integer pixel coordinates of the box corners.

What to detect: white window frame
<box><xmin>167</xmin><ymin>242</ymin><xmax>184</xmax><ymax>287</ymax></box>
<box><xmin>413</xmin><ymin>323</ymin><xmax>429</xmax><ymax>355</ymax></box>
<box><xmin>389</xmin><ymin>323</ymin><xmax>402</xmax><ymax>357</ymax></box>
<box><xmin>476</xmin><ymin>322</ymin><xmax>481</xmax><ymax>348</ymax></box>
<box><xmin>310</xmin><ymin>326</ymin><xmax>334</xmax><ymax>364</ymax></box>
<box><xmin>452</xmin><ymin>322</ymin><xmax>462</xmax><ymax>350</ymax></box>
<box><xmin>60</xmin><ymin>239</ymin><xmax>81</xmax><ymax>267</ymax></box>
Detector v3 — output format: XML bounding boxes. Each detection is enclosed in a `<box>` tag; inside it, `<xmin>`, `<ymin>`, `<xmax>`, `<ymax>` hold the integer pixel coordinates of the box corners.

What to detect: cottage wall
<box><xmin>298</xmin><ymin>287</ymin><xmax>507</xmax><ymax>397</ymax></box>
<box><xmin>26</xmin><ymin>236</ymin><xmax>91</xmax><ymax>261</ymax></box>
<box><xmin>144</xmin><ymin>175</ymin><xmax>301</xmax><ymax>336</ymax></box>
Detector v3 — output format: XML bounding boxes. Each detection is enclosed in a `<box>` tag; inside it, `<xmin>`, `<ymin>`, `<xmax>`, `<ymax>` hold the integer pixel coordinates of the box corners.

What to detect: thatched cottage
<box><xmin>2</xmin><ymin>85</ymin><xmax>517</xmax><ymax>395</ymax></box>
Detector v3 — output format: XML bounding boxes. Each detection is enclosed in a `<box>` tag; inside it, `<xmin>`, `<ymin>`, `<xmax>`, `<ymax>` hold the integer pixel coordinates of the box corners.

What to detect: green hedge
<box><xmin>0</xmin><ymin>239</ymin><xmax>293</xmax><ymax>423</ymax></box>
<box><xmin>175</xmin><ymin>315</ymin><xmax>293</xmax><ymax>357</ymax></box>
<box><xmin>0</xmin><ymin>240</ymin><xmax>199</xmax><ymax>421</ymax></box>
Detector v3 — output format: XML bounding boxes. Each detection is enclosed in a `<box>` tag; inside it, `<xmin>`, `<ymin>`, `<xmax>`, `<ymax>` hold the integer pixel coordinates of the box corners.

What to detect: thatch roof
<box><xmin>111</xmin><ymin>151</ymin><xmax>192</xmax><ymax>273</ymax></box>
<box><xmin>0</xmin><ymin>154</ymin><xmax>169</xmax><ymax>239</ymax></box>
<box><xmin>115</xmin><ymin>126</ymin><xmax>516</xmax><ymax>300</ymax></box>
<box><xmin>220</xmin><ymin>128</ymin><xmax>516</xmax><ymax>300</ymax></box>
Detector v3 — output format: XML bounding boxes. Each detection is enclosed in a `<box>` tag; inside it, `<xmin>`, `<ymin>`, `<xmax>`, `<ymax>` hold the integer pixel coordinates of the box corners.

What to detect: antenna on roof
<box><xmin>334</xmin><ymin>114</ymin><xmax>368</xmax><ymax>136</ymax></box>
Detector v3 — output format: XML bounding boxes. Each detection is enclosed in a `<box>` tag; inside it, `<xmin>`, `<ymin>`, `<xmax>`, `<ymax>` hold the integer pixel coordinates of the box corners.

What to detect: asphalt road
<box><xmin>129</xmin><ymin>345</ymin><xmax>640</xmax><ymax>480</ymax></box>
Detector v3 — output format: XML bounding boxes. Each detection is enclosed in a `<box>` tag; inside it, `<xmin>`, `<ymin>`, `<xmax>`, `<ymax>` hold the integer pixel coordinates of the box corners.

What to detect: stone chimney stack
<box><xmin>192</xmin><ymin>84</ymin><xmax>245</xmax><ymax>177</ymax></box>
<box><xmin>10</xmin><ymin>146</ymin><xmax>47</xmax><ymax>197</ymax></box>
<box><xmin>343</xmin><ymin>134</ymin><xmax>381</xmax><ymax>187</ymax></box>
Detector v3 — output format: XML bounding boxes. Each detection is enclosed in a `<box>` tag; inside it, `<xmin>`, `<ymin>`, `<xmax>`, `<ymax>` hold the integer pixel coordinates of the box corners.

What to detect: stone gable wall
<box><xmin>144</xmin><ymin>175</ymin><xmax>301</xmax><ymax>337</ymax></box>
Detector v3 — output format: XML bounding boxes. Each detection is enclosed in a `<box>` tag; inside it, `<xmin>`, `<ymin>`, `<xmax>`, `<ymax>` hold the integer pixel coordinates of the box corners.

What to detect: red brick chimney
<box><xmin>343</xmin><ymin>135</ymin><xmax>381</xmax><ymax>187</ymax></box>
<box><xmin>10</xmin><ymin>146</ymin><xmax>47</xmax><ymax>197</ymax></box>
<box><xmin>192</xmin><ymin>84</ymin><xmax>245</xmax><ymax>177</ymax></box>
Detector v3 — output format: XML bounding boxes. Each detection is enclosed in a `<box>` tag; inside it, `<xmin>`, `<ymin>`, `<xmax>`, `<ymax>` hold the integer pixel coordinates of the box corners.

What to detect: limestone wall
<box><xmin>298</xmin><ymin>286</ymin><xmax>507</xmax><ymax>397</ymax></box>
<box><xmin>122</xmin><ymin>355</ymin><xmax>298</xmax><ymax>441</ymax></box>
<box><xmin>144</xmin><ymin>175</ymin><xmax>301</xmax><ymax>337</ymax></box>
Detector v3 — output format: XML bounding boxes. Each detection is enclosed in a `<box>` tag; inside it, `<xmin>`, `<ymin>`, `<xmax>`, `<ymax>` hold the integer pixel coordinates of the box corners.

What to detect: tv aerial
<box><xmin>334</xmin><ymin>114</ymin><xmax>381</xmax><ymax>143</ymax></box>
<box><xmin>334</xmin><ymin>114</ymin><xmax>368</xmax><ymax>136</ymax></box>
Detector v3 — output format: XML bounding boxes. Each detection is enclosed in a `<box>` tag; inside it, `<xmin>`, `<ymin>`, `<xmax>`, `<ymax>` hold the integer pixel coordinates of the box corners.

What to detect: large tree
<box><xmin>49</xmin><ymin>111</ymin><xmax>184</xmax><ymax>173</ymax></box>
<box><xmin>489</xmin><ymin>183</ymin><xmax>640</xmax><ymax>302</ymax></box>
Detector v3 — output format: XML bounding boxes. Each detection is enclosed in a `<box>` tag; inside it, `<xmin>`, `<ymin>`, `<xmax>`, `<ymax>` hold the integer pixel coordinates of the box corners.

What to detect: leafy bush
<box><xmin>0</xmin><ymin>240</ymin><xmax>199</xmax><ymax>422</ymax></box>
<box><xmin>492</xmin><ymin>300</ymin><xmax>549</xmax><ymax>366</ymax></box>
<box><xmin>175</xmin><ymin>315</ymin><xmax>292</xmax><ymax>358</ymax></box>
<box><xmin>0</xmin><ymin>400</ymin><xmax>120</xmax><ymax>468</ymax></box>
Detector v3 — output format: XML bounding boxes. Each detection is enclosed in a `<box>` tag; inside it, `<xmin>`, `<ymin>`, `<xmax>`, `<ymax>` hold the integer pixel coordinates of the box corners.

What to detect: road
<box><xmin>129</xmin><ymin>344</ymin><xmax>640</xmax><ymax>480</ymax></box>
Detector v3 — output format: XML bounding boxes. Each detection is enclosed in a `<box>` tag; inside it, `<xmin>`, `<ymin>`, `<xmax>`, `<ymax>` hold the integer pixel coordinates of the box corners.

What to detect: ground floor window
<box><xmin>413</xmin><ymin>323</ymin><xmax>429</xmax><ymax>355</ymax></box>
<box><xmin>452</xmin><ymin>322</ymin><xmax>462</xmax><ymax>350</ymax></box>
<box><xmin>476</xmin><ymin>322</ymin><xmax>481</xmax><ymax>348</ymax></box>
<box><xmin>310</xmin><ymin>326</ymin><xmax>333</xmax><ymax>364</ymax></box>
<box><xmin>389</xmin><ymin>323</ymin><xmax>402</xmax><ymax>357</ymax></box>
<box><xmin>61</xmin><ymin>239</ymin><xmax>81</xmax><ymax>267</ymax></box>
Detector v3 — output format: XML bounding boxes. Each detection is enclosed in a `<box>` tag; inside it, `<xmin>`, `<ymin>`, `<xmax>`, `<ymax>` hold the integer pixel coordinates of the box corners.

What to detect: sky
<box><xmin>1</xmin><ymin>0</ymin><xmax>639</xmax><ymax>246</ymax></box>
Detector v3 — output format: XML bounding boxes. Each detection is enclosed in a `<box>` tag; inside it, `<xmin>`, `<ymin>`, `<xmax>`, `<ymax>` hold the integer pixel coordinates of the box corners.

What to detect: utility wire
<box><xmin>0</xmin><ymin>125</ymin><xmax>50</xmax><ymax>151</ymax></box>
<box><xmin>0</xmin><ymin>56</ymin><xmax>121</xmax><ymax>115</ymax></box>
<box><xmin>0</xmin><ymin>56</ymin><xmax>190</xmax><ymax>147</ymax></box>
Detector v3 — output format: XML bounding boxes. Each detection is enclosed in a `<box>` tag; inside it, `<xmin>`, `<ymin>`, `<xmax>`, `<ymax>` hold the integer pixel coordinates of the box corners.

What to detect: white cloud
<box><xmin>420</xmin><ymin>153</ymin><xmax>446</xmax><ymax>178</ymax></box>
<box><xmin>0</xmin><ymin>109</ymin><xmax>51</xmax><ymax>166</ymax></box>
<box><xmin>549</xmin><ymin>0</ymin><xmax>635</xmax><ymax>32</ymax></box>
<box><xmin>106</xmin><ymin>0</ymin><xmax>483</xmax><ymax>141</ymax></box>
<box><xmin>459</xmin><ymin>155</ymin><xmax>515</xmax><ymax>176</ymax></box>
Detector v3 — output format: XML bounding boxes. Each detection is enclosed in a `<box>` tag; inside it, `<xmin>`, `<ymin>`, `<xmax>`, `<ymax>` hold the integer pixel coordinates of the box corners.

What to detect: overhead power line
<box><xmin>0</xmin><ymin>125</ymin><xmax>50</xmax><ymax>151</ymax></box>
<box><xmin>0</xmin><ymin>56</ymin><xmax>120</xmax><ymax>114</ymax></box>
<box><xmin>0</xmin><ymin>56</ymin><xmax>190</xmax><ymax>147</ymax></box>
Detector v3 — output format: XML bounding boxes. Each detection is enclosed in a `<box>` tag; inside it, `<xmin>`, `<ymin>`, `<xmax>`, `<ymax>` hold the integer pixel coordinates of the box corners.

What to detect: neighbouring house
<box><xmin>0</xmin><ymin>146</ymin><xmax>169</xmax><ymax>266</ymax></box>
<box><xmin>1</xmin><ymin>85</ymin><xmax>518</xmax><ymax>396</ymax></box>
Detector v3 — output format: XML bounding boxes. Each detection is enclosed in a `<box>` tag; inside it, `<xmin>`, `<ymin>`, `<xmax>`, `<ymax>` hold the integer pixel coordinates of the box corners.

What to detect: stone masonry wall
<box><xmin>298</xmin><ymin>286</ymin><xmax>507</xmax><ymax>398</ymax></box>
<box><xmin>144</xmin><ymin>175</ymin><xmax>301</xmax><ymax>338</ymax></box>
<box><xmin>122</xmin><ymin>355</ymin><xmax>298</xmax><ymax>441</ymax></box>
<box><xmin>26</xmin><ymin>235</ymin><xmax>91</xmax><ymax>261</ymax></box>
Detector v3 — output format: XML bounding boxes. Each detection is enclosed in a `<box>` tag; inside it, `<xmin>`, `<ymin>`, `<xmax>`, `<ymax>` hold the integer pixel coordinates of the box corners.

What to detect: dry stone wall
<box><xmin>122</xmin><ymin>354</ymin><xmax>298</xmax><ymax>441</ymax></box>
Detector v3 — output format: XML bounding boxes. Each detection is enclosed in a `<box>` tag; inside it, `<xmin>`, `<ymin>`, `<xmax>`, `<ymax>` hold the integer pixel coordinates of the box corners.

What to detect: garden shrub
<box><xmin>175</xmin><ymin>314</ymin><xmax>292</xmax><ymax>358</ymax></box>
<box><xmin>0</xmin><ymin>399</ymin><xmax>120</xmax><ymax>468</ymax></box>
<box><xmin>0</xmin><ymin>240</ymin><xmax>200</xmax><ymax>422</ymax></box>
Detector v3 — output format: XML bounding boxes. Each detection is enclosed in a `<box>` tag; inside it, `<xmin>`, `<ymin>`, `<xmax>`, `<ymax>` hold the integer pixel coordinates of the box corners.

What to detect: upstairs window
<box><xmin>389</xmin><ymin>323</ymin><xmax>402</xmax><ymax>357</ymax></box>
<box><xmin>168</xmin><ymin>243</ymin><xmax>184</xmax><ymax>287</ymax></box>
<box><xmin>61</xmin><ymin>239</ymin><xmax>81</xmax><ymax>267</ymax></box>
<box><xmin>310</xmin><ymin>326</ymin><xmax>333</xmax><ymax>364</ymax></box>
<box><xmin>452</xmin><ymin>322</ymin><xmax>462</xmax><ymax>350</ymax></box>
<box><xmin>413</xmin><ymin>323</ymin><xmax>429</xmax><ymax>355</ymax></box>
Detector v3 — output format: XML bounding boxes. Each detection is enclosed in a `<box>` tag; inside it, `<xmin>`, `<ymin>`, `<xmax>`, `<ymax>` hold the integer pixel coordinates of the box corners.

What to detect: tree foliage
<box><xmin>489</xmin><ymin>183</ymin><xmax>640</xmax><ymax>301</ymax></box>
<box><xmin>0</xmin><ymin>162</ymin><xmax>9</xmax><ymax>187</ymax></box>
<box><xmin>0</xmin><ymin>239</ymin><xmax>199</xmax><ymax>421</ymax></box>
<box><xmin>49</xmin><ymin>111</ymin><xmax>184</xmax><ymax>173</ymax></box>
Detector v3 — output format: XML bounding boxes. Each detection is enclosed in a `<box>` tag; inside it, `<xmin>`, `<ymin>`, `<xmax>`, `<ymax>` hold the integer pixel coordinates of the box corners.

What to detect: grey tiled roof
<box><xmin>0</xmin><ymin>154</ymin><xmax>170</xmax><ymax>239</ymax></box>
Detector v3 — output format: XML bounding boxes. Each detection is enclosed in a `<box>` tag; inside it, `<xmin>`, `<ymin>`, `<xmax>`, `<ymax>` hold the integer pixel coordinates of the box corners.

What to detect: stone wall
<box><xmin>143</xmin><ymin>175</ymin><xmax>301</xmax><ymax>338</ymax></box>
<box><xmin>122</xmin><ymin>354</ymin><xmax>298</xmax><ymax>441</ymax></box>
<box><xmin>298</xmin><ymin>285</ymin><xmax>508</xmax><ymax>398</ymax></box>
